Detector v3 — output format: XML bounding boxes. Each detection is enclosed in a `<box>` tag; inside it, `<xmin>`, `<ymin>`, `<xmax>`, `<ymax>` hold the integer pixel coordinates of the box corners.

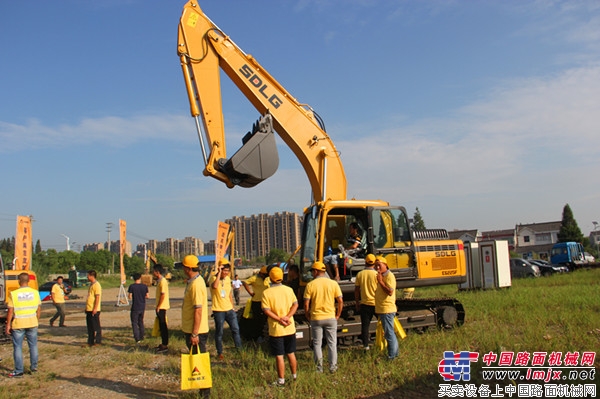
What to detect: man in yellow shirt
<box><xmin>303</xmin><ymin>261</ymin><xmax>343</xmax><ymax>373</ymax></box>
<box><xmin>354</xmin><ymin>254</ymin><xmax>378</xmax><ymax>349</ymax></box>
<box><xmin>242</xmin><ymin>266</ymin><xmax>270</xmax><ymax>341</ymax></box>
<box><xmin>209</xmin><ymin>258</ymin><xmax>242</xmax><ymax>360</ymax></box>
<box><xmin>5</xmin><ymin>272</ymin><xmax>41</xmax><ymax>377</ymax></box>
<box><xmin>181</xmin><ymin>254</ymin><xmax>209</xmax><ymax>354</ymax></box>
<box><xmin>49</xmin><ymin>275</ymin><xmax>67</xmax><ymax>327</ymax></box>
<box><xmin>375</xmin><ymin>256</ymin><xmax>398</xmax><ymax>360</ymax></box>
<box><xmin>85</xmin><ymin>270</ymin><xmax>102</xmax><ymax>347</ymax></box>
<box><xmin>261</xmin><ymin>267</ymin><xmax>298</xmax><ymax>387</ymax></box>
<box><xmin>153</xmin><ymin>264</ymin><xmax>170</xmax><ymax>353</ymax></box>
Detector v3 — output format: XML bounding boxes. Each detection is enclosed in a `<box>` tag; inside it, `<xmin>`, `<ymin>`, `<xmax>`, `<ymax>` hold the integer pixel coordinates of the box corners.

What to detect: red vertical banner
<box><xmin>119</xmin><ymin>219</ymin><xmax>127</xmax><ymax>284</ymax></box>
<box><xmin>214</xmin><ymin>221</ymin><xmax>230</xmax><ymax>269</ymax></box>
<box><xmin>15</xmin><ymin>215</ymin><xmax>32</xmax><ymax>270</ymax></box>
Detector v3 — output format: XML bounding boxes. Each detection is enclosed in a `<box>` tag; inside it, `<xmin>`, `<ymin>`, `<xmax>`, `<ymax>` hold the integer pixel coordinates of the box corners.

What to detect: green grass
<box><xmin>3</xmin><ymin>268</ymin><xmax>599</xmax><ymax>398</ymax></box>
<box><xmin>186</xmin><ymin>268</ymin><xmax>600</xmax><ymax>398</ymax></box>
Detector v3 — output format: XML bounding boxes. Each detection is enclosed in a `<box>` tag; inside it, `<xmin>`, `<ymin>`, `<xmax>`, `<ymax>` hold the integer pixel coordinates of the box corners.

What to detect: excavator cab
<box><xmin>218</xmin><ymin>114</ymin><xmax>279</xmax><ymax>188</ymax></box>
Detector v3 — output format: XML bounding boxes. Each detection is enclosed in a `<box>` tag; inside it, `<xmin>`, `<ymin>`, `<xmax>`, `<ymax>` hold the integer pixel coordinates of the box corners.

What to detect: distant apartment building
<box><xmin>83</xmin><ymin>242</ymin><xmax>104</xmax><ymax>252</ymax></box>
<box><xmin>102</xmin><ymin>240</ymin><xmax>132</xmax><ymax>257</ymax></box>
<box><xmin>226</xmin><ymin>211</ymin><xmax>302</xmax><ymax>260</ymax></box>
<box><xmin>204</xmin><ymin>240</ymin><xmax>216</xmax><ymax>255</ymax></box>
<box><xmin>134</xmin><ymin>237</ymin><xmax>205</xmax><ymax>260</ymax></box>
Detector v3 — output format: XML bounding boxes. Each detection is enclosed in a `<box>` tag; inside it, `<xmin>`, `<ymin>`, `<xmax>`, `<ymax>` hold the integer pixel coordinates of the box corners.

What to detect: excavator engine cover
<box><xmin>219</xmin><ymin>114</ymin><xmax>279</xmax><ymax>188</ymax></box>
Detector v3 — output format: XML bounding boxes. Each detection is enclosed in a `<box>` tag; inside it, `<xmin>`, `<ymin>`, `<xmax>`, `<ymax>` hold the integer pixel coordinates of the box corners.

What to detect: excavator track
<box><xmin>290</xmin><ymin>297</ymin><xmax>465</xmax><ymax>350</ymax></box>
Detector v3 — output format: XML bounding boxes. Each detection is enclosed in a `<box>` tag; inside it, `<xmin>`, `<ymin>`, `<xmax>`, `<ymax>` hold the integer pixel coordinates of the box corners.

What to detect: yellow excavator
<box><xmin>177</xmin><ymin>1</ymin><xmax>467</xmax><ymax>347</ymax></box>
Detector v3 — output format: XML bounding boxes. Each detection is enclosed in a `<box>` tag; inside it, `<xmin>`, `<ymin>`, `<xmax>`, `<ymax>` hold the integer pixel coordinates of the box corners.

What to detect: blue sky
<box><xmin>1</xmin><ymin>1</ymin><xmax>599</xmax><ymax>251</ymax></box>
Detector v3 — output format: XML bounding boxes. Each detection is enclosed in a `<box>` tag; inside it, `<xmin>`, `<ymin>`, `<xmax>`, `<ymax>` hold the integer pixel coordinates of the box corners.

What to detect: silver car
<box><xmin>509</xmin><ymin>258</ymin><xmax>541</xmax><ymax>278</ymax></box>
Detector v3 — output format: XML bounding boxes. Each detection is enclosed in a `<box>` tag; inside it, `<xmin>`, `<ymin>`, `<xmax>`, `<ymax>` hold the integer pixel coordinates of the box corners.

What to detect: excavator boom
<box><xmin>178</xmin><ymin>1</ymin><xmax>346</xmax><ymax>203</ymax></box>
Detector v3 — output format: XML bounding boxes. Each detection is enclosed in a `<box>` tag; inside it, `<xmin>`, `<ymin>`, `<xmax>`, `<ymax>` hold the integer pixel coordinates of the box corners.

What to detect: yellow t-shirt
<box><xmin>51</xmin><ymin>283</ymin><xmax>66</xmax><ymax>304</ymax></box>
<box><xmin>155</xmin><ymin>277</ymin><xmax>170</xmax><ymax>310</ymax></box>
<box><xmin>375</xmin><ymin>271</ymin><xmax>397</xmax><ymax>314</ymax></box>
<box><xmin>303</xmin><ymin>276</ymin><xmax>342</xmax><ymax>321</ymax></box>
<box><xmin>7</xmin><ymin>287</ymin><xmax>41</xmax><ymax>329</ymax></box>
<box><xmin>85</xmin><ymin>281</ymin><xmax>102</xmax><ymax>312</ymax></box>
<box><xmin>355</xmin><ymin>268</ymin><xmax>378</xmax><ymax>306</ymax></box>
<box><xmin>208</xmin><ymin>274</ymin><xmax>233</xmax><ymax>312</ymax></box>
<box><xmin>261</xmin><ymin>284</ymin><xmax>297</xmax><ymax>337</ymax></box>
<box><xmin>245</xmin><ymin>274</ymin><xmax>270</xmax><ymax>302</ymax></box>
<box><xmin>182</xmin><ymin>274</ymin><xmax>209</xmax><ymax>334</ymax></box>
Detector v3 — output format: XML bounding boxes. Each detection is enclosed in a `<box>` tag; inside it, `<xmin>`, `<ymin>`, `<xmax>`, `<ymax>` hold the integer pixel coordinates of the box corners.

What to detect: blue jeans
<box><xmin>379</xmin><ymin>313</ymin><xmax>398</xmax><ymax>359</ymax></box>
<box><xmin>12</xmin><ymin>328</ymin><xmax>38</xmax><ymax>374</ymax></box>
<box><xmin>213</xmin><ymin>310</ymin><xmax>242</xmax><ymax>355</ymax></box>
<box><xmin>310</xmin><ymin>318</ymin><xmax>338</xmax><ymax>372</ymax></box>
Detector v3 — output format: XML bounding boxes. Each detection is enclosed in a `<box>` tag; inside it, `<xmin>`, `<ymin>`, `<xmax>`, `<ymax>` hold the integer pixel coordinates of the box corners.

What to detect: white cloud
<box><xmin>0</xmin><ymin>114</ymin><xmax>192</xmax><ymax>153</ymax></box>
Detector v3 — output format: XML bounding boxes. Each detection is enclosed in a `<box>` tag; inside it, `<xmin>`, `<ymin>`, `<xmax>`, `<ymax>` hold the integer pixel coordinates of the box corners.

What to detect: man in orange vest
<box><xmin>5</xmin><ymin>272</ymin><xmax>42</xmax><ymax>378</ymax></box>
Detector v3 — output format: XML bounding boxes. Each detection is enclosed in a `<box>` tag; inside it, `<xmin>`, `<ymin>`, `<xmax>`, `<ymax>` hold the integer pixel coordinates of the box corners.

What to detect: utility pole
<box><xmin>106</xmin><ymin>222</ymin><xmax>114</xmax><ymax>274</ymax></box>
<box><xmin>593</xmin><ymin>221</ymin><xmax>599</xmax><ymax>258</ymax></box>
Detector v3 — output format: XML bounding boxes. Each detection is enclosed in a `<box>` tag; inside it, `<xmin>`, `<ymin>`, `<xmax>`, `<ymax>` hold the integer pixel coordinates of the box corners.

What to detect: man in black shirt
<box><xmin>128</xmin><ymin>273</ymin><xmax>149</xmax><ymax>344</ymax></box>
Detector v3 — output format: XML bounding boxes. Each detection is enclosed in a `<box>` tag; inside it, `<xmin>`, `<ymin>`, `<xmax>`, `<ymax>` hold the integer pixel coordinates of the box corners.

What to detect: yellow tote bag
<box><xmin>242</xmin><ymin>298</ymin><xmax>253</xmax><ymax>319</ymax></box>
<box><xmin>152</xmin><ymin>315</ymin><xmax>168</xmax><ymax>337</ymax></box>
<box><xmin>375</xmin><ymin>317</ymin><xmax>407</xmax><ymax>351</ymax></box>
<box><xmin>375</xmin><ymin>320</ymin><xmax>386</xmax><ymax>351</ymax></box>
<box><xmin>152</xmin><ymin>317</ymin><xmax>160</xmax><ymax>337</ymax></box>
<box><xmin>394</xmin><ymin>317</ymin><xmax>407</xmax><ymax>340</ymax></box>
<box><xmin>181</xmin><ymin>346</ymin><xmax>212</xmax><ymax>390</ymax></box>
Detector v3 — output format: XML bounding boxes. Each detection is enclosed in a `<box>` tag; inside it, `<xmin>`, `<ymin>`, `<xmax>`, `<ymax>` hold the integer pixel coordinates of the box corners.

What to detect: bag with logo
<box><xmin>181</xmin><ymin>346</ymin><xmax>212</xmax><ymax>390</ymax></box>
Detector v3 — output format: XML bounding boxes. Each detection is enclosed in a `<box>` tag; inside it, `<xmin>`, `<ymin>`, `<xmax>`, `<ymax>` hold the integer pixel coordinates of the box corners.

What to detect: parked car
<box><xmin>509</xmin><ymin>258</ymin><xmax>541</xmax><ymax>278</ymax></box>
<box><xmin>584</xmin><ymin>252</ymin><xmax>595</xmax><ymax>264</ymax></box>
<box><xmin>528</xmin><ymin>259</ymin><xmax>569</xmax><ymax>276</ymax></box>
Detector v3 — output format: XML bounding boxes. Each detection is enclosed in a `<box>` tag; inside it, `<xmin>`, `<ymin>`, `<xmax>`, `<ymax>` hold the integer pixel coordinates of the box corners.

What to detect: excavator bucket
<box><xmin>219</xmin><ymin>114</ymin><xmax>279</xmax><ymax>188</ymax></box>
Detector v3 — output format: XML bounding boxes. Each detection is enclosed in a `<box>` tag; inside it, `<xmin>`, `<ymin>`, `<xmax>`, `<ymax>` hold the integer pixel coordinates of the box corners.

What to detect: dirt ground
<box><xmin>0</xmin><ymin>284</ymin><xmax>250</xmax><ymax>398</ymax></box>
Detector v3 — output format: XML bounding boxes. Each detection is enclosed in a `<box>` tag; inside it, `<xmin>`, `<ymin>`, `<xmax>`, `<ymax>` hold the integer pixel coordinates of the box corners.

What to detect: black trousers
<box><xmin>85</xmin><ymin>311</ymin><xmax>102</xmax><ymax>345</ymax></box>
<box><xmin>156</xmin><ymin>309</ymin><xmax>169</xmax><ymax>346</ymax></box>
<box><xmin>359</xmin><ymin>304</ymin><xmax>376</xmax><ymax>347</ymax></box>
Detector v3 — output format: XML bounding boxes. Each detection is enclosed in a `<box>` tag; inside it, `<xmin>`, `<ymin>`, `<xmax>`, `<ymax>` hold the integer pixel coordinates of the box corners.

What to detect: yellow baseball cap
<box><xmin>376</xmin><ymin>256</ymin><xmax>387</xmax><ymax>264</ymax></box>
<box><xmin>260</xmin><ymin>266</ymin><xmax>268</xmax><ymax>274</ymax></box>
<box><xmin>182</xmin><ymin>254</ymin><xmax>199</xmax><ymax>268</ymax></box>
<box><xmin>311</xmin><ymin>261</ymin><xmax>326</xmax><ymax>271</ymax></box>
<box><xmin>269</xmin><ymin>267</ymin><xmax>283</xmax><ymax>283</ymax></box>
<box><xmin>365</xmin><ymin>254</ymin><xmax>376</xmax><ymax>265</ymax></box>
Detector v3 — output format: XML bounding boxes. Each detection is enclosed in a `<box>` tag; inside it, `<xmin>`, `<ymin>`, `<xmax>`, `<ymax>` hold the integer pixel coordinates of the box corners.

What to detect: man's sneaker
<box><xmin>156</xmin><ymin>345</ymin><xmax>168</xmax><ymax>353</ymax></box>
<box><xmin>30</xmin><ymin>369</ymin><xmax>38</xmax><ymax>373</ymax></box>
<box><xmin>8</xmin><ymin>372</ymin><xmax>24</xmax><ymax>378</ymax></box>
<box><xmin>271</xmin><ymin>380</ymin><xmax>285</xmax><ymax>387</ymax></box>
<box><xmin>217</xmin><ymin>354</ymin><xmax>224</xmax><ymax>361</ymax></box>
<box><xmin>49</xmin><ymin>320</ymin><xmax>54</xmax><ymax>327</ymax></box>
<box><xmin>59</xmin><ymin>325</ymin><xmax>67</xmax><ymax>327</ymax></box>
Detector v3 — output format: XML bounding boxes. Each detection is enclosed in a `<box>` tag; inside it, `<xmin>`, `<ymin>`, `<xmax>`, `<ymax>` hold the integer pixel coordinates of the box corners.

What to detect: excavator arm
<box><xmin>177</xmin><ymin>1</ymin><xmax>346</xmax><ymax>203</ymax></box>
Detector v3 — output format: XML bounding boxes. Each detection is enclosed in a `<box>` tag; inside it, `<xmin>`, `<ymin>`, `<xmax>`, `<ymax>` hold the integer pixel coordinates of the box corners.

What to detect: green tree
<box><xmin>123</xmin><ymin>254</ymin><xmax>145</xmax><ymax>277</ymax></box>
<box><xmin>0</xmin><ymin>237</ymin><xmax>14</xmax><ymax>252</ymax></box>
<box><xmin>79</xmin><ymin>250</ymin><xmax>113</xmax><ymax>273</ymax></box>
<box><xmin>557</xmin><ymin>204</ymin><xmax>584</xmax><ymax>243</ymax></box>
<box><xmin>35</xmin><ymin>239</ymin><xmax>42</xmax><ymax>254</ymax></box>
<box><xmin>412</xmin><ymin>207</ymin><xmax>426</xmax><ymax>230</ymax></box>
<box><xmin>265</xmin><ymin>248</ymin><xmax>289</xmax><ymax>265</ymax></box>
